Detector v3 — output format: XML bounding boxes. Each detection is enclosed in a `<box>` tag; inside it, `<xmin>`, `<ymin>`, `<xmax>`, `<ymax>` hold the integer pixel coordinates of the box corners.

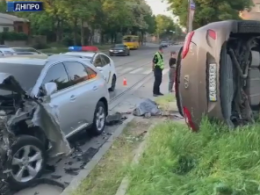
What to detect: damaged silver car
<box><xmin>0</xmin><ymin>56</ymin><xmax>109</xmax><ymax>190</ymax></box>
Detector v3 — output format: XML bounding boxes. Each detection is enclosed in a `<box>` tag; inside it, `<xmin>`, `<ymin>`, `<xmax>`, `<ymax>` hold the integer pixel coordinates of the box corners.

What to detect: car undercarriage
<box><xmin>220</xmin><ymin>27</ymin><xmax>260</xmax><ymax>128</ymax></box>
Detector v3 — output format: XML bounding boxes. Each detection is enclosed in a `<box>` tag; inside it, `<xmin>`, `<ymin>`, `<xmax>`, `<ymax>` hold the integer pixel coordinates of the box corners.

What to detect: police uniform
<box><xmin>152</xmin><ymin>48</ymin><xmax>164</xmax><ymax>96</ymax></box>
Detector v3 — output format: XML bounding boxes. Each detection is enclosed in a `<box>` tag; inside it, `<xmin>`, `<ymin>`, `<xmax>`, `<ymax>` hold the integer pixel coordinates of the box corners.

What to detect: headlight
<box><xmin>119</xmin><ymin>50</ymin><xmax>123</xmax><ymax>52</ymax></box>
<box><xmin>109</xmin><ymin>50</ymin><xmax>113</xmax><ymax>52</ymax></box>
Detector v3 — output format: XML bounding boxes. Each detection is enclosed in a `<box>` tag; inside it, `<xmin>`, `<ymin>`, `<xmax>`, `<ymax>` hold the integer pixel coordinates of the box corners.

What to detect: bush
<box><xmin>0</xmin><ymin>32</ymin><xmax>28</xmax><ymax>42</ymax></box>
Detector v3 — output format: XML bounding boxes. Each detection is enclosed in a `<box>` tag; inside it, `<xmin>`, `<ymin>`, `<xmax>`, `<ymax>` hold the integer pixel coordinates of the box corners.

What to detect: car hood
<box><xmin>0</xmin><ymin>72</ymin><xmax>26</xmax><ymax>95</ymax></box>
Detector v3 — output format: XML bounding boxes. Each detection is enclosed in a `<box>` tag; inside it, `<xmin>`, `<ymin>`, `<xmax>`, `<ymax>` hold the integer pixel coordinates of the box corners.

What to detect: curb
<box><xmin>60</xmin><ymin>115</ymin><xmax>135</xmax><ymax>195</ymax></box>
<box><xmin>115</xmin><ymin>123</ymin><xmax>156</xmax><ymax>195</ymax></box>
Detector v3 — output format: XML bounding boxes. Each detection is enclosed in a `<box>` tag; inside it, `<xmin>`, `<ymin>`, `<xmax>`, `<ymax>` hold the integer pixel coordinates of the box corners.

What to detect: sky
<box><xmin>145</xmin><ymin>0</ymin><xmax>173</xmax><ymax>17</ymax></box>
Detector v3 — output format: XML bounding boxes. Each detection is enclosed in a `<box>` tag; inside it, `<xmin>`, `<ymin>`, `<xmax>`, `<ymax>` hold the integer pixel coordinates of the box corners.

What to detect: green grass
<box><xmin>70</xmin><ymin>119</ymin><xmax>154</xmax><ymax>195</ymax></box>
<box><xmin>126</xmin><ymin>118</ymin><xmax>260</xmax><ymax>195</ymax></box>
<box><xmin>155</xmin><ymin>94</ymin><xmax>176</xmax><ymax>111</ymax></box>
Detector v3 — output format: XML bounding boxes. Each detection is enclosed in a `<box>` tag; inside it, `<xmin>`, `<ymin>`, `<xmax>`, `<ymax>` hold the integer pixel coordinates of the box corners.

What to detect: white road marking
<box><xmin>130</xmin><ymin>68</ymin><xmax>144</xmax><ymax>74</ymax></box>
<box><xmin>163</xmin><ymin>68</ymin><xmax>169</xmax><ymax>75</ymax></box>
<box><xmin>143</xmin><ymin>69</ymin><xmax>152</xmax><ymax>74</ymax></box>
<box><xmin>120</xmin><ymin>67</ymin><xmax>133</xmax><ymax>73</ymax></box>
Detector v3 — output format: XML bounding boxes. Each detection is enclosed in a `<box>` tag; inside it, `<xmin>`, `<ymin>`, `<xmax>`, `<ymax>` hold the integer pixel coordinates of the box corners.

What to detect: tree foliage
<box><xmin>9</xmin><ymin>0</ymin><xmax>157</xmax><ymax>45</ymax></box>
<box><xmin>166</xmin><ymin>0</ymin><xmax>253</xmax><ymax>28</ymax></box>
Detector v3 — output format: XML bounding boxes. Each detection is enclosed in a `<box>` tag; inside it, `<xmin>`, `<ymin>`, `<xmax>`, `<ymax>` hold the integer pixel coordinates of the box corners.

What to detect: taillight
<box><xmin>181</xmin><ymin>31</ymin><xmax>194</xmax><ymax>59</ymax></box>
<box><xmin>207</xmin><ymin>29</ymin><xmax>216</xmax><ymax>40</ymax></box>
<box><xmin>183</xmin><ymin>107</ymin><xmax>196</xmax><ymax>131</ymax></box>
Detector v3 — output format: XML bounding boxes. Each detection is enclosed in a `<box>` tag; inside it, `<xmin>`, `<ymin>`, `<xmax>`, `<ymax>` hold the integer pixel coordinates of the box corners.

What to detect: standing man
<box><xmin>168</xmin><ymin>51</ymin><xmax>176</xmax><ymax>92</ymax></box>
<box><xmin>152</xmin><ymin>46</ymin><xmax>164</xmax><ymax>96</ymax></box>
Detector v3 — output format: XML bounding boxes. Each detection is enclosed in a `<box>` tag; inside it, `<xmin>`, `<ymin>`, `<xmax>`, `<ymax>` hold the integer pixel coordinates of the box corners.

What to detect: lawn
<box><xmin>70</xmin><ymin>118</ymin><xmax>158</xmax><ymax>195</ymax></box>
<box><xmin>126</xmin><ymin>118</ymin><xmax>260</xmax><ymax>195</ymax></box>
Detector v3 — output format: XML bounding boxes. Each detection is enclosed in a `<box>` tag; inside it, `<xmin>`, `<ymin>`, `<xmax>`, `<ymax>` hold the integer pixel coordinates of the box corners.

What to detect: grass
<box><xmin>39</xmin><ymin>44</ymin><xmax>112</xmax><ymax>54</ymax></box>
<box><xmin>126</xmin><ymin>118</ymin><xmax>260</xmax><ymax>195</ymax></box>
<box><xmin>71</xmin><ymin>119</ymin><xmax>156</xmax><ymax>195</ymax></box>
<box><xmin>155</xmin><ymin>94</ymin><xmax>177</xmax><ymax>112</ymax></box>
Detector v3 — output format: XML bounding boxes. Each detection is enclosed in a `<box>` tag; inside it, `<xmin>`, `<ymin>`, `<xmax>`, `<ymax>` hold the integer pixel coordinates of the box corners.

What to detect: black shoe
<box><xmin>153</xmin><ymin>94</ymin><xmax>159</xmax><ymax>97</ymax></box>
<box><xmin>158</xmin><ymin>93</ymin><xmax>164</xmax><ymax>96</ymax></box>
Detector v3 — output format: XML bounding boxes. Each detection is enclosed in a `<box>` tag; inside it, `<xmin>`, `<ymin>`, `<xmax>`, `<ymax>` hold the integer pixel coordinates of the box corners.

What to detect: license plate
<box><xmin>209</xmin><ymin>63</ymin><xmax>217</xmax><ymax>101</ymax></box>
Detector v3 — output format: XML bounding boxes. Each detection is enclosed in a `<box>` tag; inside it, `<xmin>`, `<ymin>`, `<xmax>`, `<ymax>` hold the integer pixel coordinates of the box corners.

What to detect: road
<box><xmin>15</xmin><ymin>43</ymin><xmax>182</xmax><ymax>195</ymax></box>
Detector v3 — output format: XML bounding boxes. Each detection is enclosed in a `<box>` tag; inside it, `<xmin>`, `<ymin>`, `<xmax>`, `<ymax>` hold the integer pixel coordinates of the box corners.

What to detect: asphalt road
<box><xmin>15</xmin><ymin>43</ymin><xmax>182</xmax><ymax>195</ymax></box>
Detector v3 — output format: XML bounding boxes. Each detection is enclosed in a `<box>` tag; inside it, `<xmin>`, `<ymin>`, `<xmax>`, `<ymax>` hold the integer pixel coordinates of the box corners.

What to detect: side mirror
<box><xmin>43</xmin><ymin>82</ymin><xmax>57</xmax><ymax>96</ymax></box>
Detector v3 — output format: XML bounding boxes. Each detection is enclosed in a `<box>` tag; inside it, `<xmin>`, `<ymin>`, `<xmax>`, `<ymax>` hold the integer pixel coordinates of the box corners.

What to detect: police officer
<box><xmin>152</xmin><ymin>46</ymin><xmax>164</xmax><ymax>96</ymax></box>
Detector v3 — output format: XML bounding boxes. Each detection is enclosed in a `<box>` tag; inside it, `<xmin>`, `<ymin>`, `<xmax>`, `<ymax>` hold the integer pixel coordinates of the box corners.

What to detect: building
<box><xmin>0</xmin><ymin>13</ymin><xmax>30</xmax><ymax>34</ymax></box>
<box><xmin>239</xmin><ymin>0</ymin><xmax>260</xmax><ymax>20</ymax></box>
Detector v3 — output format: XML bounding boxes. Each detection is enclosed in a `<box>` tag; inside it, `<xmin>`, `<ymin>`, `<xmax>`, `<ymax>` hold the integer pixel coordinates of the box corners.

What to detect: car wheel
<box><xmin>128</xmin><ymin>51</ymin><xmax>130</xmax><ymax>56</ymax></box>
<box><xmin>90</xmin><ymin>101</ymin><xmax>107</xmax><ymax>135</ymax></box>
<box><xmin>109</xmin><ymin>75</ymin><xmax>116</xmax><ymax>92</ymax></box>
<box><xmin>8</xmin><ymin>135</ymin><xmax>46</xmax><ymax>190</ymax></box>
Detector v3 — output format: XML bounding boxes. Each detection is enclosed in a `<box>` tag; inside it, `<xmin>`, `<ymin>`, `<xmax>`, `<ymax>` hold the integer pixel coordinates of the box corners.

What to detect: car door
<box><xmin>41</xmin><ymin>63</ymin><xmax>76</xmax><ymax>136</ymax></box>
<box><xmin>63</xmin><ymin>61</ymin><xmax>99</xmax><ymax>127</ymax></box>
<box><xmin>99</xmin><ymin>54</ymin><xmax>111</xmax><ymax>84</ymax></box>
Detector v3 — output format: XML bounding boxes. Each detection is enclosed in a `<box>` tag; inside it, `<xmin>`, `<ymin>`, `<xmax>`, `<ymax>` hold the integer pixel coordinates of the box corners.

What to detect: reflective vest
<box><xmin>155</xmin><ymin>52</ymin><xmax>164</xmax><ymax>69</ymax></box>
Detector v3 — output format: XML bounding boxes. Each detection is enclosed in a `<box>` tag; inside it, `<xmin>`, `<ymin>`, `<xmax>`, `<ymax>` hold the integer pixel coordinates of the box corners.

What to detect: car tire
<box><xmin>7</xmin><ymin>135</ymin><xmax>47</xmax><ymax>190</ymax></box>
<box><xmin>90</xmin><ymin>101</ymin><xmax>107</xmax><ymax>135</ymax></box>
<box><xmin>109</xmin><ymin>75</ymin><xmax>116</xmax><ymax>92</ymax></box>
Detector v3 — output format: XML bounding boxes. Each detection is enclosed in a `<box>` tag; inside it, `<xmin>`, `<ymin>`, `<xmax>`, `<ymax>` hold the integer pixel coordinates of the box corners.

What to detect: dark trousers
<box><xmin>153</xmin><ymin>67</ymin><xmax>162</xmax><ymax>94</ymax></box>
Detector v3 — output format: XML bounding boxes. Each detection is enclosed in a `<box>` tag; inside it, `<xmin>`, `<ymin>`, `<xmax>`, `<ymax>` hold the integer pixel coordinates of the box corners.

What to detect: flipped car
<box><xmin>0</xmin><ymin>56</ymin><xmax>109</xmax><ymax>190</ymax></box>
<box><xmin>109</xmin><ymin>44</ymin><xmax>130</xmax><ymax>56</ymax></box>
<box><xmin>175</xmin><ymin>20</ymin><xmax>260</xmax><ymax>131</ymax></box>
<box><xmin>63</xmin><ymin>48</ymin><xmax>117</xmax><ymax>91</ymax></box>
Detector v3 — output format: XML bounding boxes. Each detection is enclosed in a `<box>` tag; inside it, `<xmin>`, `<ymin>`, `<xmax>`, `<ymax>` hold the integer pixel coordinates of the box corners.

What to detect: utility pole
<box><xmin>186</xmin><ymin>0</ymin><xmax>190</xmax><ymax>33</ymax></box>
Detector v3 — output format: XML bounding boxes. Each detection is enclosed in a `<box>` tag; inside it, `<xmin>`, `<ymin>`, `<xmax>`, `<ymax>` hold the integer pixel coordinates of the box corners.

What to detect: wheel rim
<box><xmin>11</xmin><ymin>145</ymin><xmax>43</xmax><ymax>183</ymax></box>
<box><xmin>95</xmin><ymin>106</ymin><xmax>105</xmax><ymax>131</ymax></box>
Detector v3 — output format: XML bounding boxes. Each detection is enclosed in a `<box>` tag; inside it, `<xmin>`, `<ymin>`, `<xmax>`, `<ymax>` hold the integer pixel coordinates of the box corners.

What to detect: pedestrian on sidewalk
<box><xmin>152</xmin><ymin>45</ymin><xmax>164</xmax><ymax>96</ymax></box>
<box><xmin>168</xmin><ymin>51</ymin><xmax>177</xmax><ymax>93</ymax></box>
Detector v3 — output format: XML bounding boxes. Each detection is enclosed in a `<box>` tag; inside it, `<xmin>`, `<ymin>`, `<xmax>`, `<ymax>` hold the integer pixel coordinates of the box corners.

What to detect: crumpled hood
<box><xmin>0</xmin><ymin>72</ymin><xmax>71</xmax><ymax>157</ymax></box>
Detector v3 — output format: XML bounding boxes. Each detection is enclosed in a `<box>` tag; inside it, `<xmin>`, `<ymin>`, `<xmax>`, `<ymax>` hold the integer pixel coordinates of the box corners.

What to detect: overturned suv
<box><xmin>175</xmin><ymin>20</ymin><xmax>260</xmax><ymax>130</ymax></box>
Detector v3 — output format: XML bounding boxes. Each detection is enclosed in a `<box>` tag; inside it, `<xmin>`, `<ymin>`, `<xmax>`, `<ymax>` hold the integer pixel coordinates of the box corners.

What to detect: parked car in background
<box><xmin>175</xmin><ymin>20</ymin><xmax>260</xmax><ymax>131</ymax></box>
<box><xmin>109</xmin><ymin>44</ymin><xmax>130</xmax><ymax>56</ymax></box>
<box><xmin>63</xmin><ymin>48</ymin><xmax>117</xmax><ymax>91</ymax></box>
<box><xmin>11</xmin><ymin>47</ymin><xmax>48</xmax><ymax>57</ymax></box>
<box><xmin>0</xmin><ymin>55</ymin><xmax>109</xmax><ymax>189</ymax></box>
<box><xmin>160</xmin><ymin>41</ymin><xmax>168</xmax><ymax>48</ymax></box>
<box><xmin>0</xmin><ymin>48</ymin><xmax>15</xmax><ymax>56</ymax></box>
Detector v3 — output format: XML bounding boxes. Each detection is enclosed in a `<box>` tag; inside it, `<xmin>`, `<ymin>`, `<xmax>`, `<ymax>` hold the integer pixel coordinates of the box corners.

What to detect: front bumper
<box><xmin>109</xmin><ymin>51</ymin><xmax>126</xmax><ymax>56</ymax></box>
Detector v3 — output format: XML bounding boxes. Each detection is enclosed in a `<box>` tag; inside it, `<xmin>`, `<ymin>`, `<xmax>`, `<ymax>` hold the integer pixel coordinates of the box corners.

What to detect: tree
<box><xmin>166</xmin><ymin>0</ymin><xmax>253</xmax><ymax>28</ymax></box>
<box><xmin>155</xmin><ymin>14</ymin><xmax>175</xmax><ymax>36</ymax></box>
<box><xmin>7</xmin><ymin>0</ymin><xmax>157</xmax><ymax>45</ymax></box>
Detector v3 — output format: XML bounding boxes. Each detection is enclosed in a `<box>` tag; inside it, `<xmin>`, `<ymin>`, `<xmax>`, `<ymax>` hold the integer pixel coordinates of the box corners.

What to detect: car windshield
<box><xmin>0</xmin><ymin>62</ymin><xmax>43</xmax><ymax>92</ymax></box>
<box><xmin>114</xmin><ymin>44</ymin><xmax>125</xmax><ymax>48</ymax></box>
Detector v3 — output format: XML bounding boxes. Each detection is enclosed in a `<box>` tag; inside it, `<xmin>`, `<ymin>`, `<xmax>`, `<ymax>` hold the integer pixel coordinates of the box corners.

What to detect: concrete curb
<box><xmin>115</xmin><ymin>123</ymin><xmax>156</xmax><ymax>195</ymax></box>
<box><xmin>60</xmin><ymin>115</ymin><xmax>135</xmax><ymax>195</ymax></box>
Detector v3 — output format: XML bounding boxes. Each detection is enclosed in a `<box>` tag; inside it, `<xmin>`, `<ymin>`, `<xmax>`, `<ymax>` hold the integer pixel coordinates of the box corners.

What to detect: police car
<box><xmin>62</xmin><ymin>46</ymin><xmax>117</xmax><ymax>91</ymax></box>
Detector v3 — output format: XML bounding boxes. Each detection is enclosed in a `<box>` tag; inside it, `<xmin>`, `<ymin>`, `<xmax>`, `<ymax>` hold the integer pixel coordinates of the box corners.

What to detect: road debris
<box><xmin>106</xmin><ymin>112</ymin><xmax>127</xmax><ymax>125</ymax></box>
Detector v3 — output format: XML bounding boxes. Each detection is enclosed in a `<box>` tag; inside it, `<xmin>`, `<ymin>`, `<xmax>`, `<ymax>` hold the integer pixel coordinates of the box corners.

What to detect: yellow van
<box><xmin>122</xmin><ymin>35</ymin><xmax>139</xmax><ymax>49</ymax></box>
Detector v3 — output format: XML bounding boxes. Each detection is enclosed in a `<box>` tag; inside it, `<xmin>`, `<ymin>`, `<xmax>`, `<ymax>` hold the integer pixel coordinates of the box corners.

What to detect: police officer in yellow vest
<box><xmin>152</xmin><ymin>46</ymin><xmax>164</xmax><ymax>96</ymax></box>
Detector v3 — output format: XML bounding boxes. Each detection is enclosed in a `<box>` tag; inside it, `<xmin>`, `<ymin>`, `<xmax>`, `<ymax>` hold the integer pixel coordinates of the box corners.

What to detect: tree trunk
<box><xmin>73</xmin><ymin>18</ymin><xmax>78</xmax><ymax>45</ymax></box>
<box><xmin>80</xmin><ymin>19</ymin><xmax>84</xmax><ymax>45</ymax></box>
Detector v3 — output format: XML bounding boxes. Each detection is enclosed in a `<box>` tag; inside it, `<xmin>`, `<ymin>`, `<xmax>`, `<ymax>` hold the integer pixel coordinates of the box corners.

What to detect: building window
<box><xmin>3</xmin><ymin>27</ymin><xmax>9</xmax><ymax>32</ymax></box>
